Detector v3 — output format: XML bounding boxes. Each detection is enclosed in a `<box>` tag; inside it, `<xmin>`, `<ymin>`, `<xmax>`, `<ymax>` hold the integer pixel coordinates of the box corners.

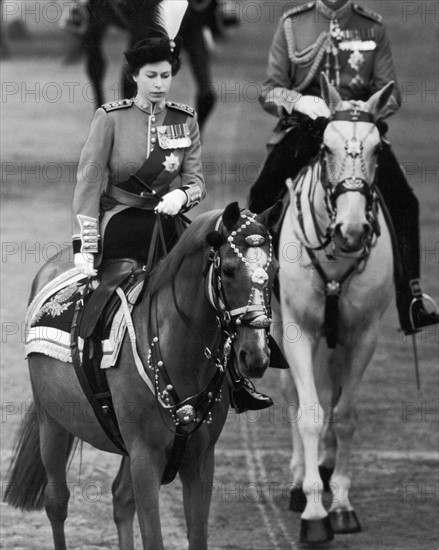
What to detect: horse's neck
<box><xmin>146</xmin><ymin>252</ymin><xmax>217</xmax><ymax>392</ymax></box>
<box><xmin>290</xmin><ymin>161</ymin><xmax>331</xmax><ymax>249</ymax></box>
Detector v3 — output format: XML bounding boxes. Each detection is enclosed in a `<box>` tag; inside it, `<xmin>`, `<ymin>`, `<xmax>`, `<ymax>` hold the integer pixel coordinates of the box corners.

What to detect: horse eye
<box><xmin>323</xmin><ymin>144</ymin><xmax>332</xmax><ymax>154</ymax></box>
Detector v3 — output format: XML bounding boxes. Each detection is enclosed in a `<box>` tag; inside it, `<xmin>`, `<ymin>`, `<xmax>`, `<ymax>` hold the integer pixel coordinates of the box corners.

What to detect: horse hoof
<box><xmin>289</xmin><ymin>487</ymin><xmax>306</xmax><ymax>513</ymax></box>
<box><xmin>329</xmin><ymin>509</ymin><xmax>362</xmax><ymax>534</ymax></box>
<box><xmin>318</xmin><ymin>465</ymin><xmax>334</xmax><ymax>492</ymax></box>
<box><xmin>300</xmin><ymin>517</ymin><xmax>334</xmax><ymax>544</ymax></box>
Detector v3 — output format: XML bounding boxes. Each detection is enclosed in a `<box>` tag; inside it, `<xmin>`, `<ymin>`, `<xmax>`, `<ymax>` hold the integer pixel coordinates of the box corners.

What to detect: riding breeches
<box><xmin>101</xmin><ymin>208</ymin><xmax>179</xmax><ymax>264</ymax></box>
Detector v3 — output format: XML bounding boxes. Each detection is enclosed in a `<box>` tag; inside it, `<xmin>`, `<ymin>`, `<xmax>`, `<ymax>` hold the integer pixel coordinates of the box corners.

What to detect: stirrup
<box><xmin>407</xmin><ymin>293</ymin><xmax>439</xmax><ymax>335</ymax></box>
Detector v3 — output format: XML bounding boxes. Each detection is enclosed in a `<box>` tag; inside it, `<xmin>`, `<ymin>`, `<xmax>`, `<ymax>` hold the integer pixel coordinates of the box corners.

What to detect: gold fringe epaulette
<box><xmin>166</xmin><ymin>101</ymin><xmax>195</xmax><ymax>117</ymax></box>
<box><xmin>282</xmin><ymin>2</ymin><xmax>315</xmax><ymax>20</ymax></box>
<box><xmin>101</xmin><ymin>99</ymin><xmax>134</xmax><ymax>112</ymax></box>
<box><xmin>352</xmin><ymin>3</ymin><xmax>383</xmax><ymax>23</ymax></box>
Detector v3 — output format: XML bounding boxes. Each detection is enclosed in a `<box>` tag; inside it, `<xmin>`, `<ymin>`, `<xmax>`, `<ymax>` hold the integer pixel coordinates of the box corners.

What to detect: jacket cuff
<box><xmin>74</xmin><ymin>215</ymin><xmax>100</xmax><ymax>253</ymax></box>
<box><xmin>182</xmin><ymin>186</ymin><xmax>202</xmax><ymax>210</ymax></box>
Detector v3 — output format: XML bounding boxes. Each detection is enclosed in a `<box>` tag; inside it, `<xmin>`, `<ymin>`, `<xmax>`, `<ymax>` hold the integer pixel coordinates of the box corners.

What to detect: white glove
<box><xmin>155</xmin><ymin>189</ymin><xmax>187</xmax><ymax>216</ymax></box>
<box><xmin>74</xmin><ymin>252</ymin><xmax>97</xmax><ymax>277</ymax></box>
<box><xmin>293</xmin><ymin>95</ymin><xmax>331</xmax><ymax>120</ymax></box>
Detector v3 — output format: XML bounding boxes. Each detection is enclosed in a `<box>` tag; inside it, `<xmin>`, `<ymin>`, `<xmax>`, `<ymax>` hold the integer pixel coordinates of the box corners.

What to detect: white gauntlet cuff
<box><xmin>77</xmin><ymin>215</ymin><xmax>100</xmax><ymax>253</ymax></box>
<box><xmin>182</xmin><ymin>186</ymin><xmax>202</xmax><ymax>209</ymax></box>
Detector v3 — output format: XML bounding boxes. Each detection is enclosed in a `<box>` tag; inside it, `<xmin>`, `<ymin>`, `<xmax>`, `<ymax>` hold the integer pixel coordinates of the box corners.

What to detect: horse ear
<box><xmin>320</xmin><ymin>72</ymin><xmax>341</xmax><ymax>113</ymax></box>
<box><xmin>222</xmin><ymin>202</ymin><xmax>241</xmax><ymax>231</ymax></box>
<box><xmin>255</xmin><ymin>200</ymin><xmax>284</xmax><ymax>230</ymax></box>
<box><xmin>364</xmin><ymin>81</ymin><xmax>394</xmax><ymax>119</ymax></box>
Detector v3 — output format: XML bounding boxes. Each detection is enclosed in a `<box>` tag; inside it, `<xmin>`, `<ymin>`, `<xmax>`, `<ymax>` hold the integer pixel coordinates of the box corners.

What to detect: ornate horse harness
<box><xmin>294</xmin><ymin>106</ymin><xmax>381</xmax><ymax>347</ymax></box>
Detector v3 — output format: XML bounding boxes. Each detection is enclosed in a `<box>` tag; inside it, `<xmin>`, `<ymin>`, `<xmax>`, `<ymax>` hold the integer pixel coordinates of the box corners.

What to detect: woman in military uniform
<box><xmin>72</xmin><ymin>10</ymin><xmax>272</xmax><ymax>413</ymax></box>
<box><xmin>72</xmin><ymin>32</ymin><xmax>204</xmax><ymax>276</ymax></box>
<box><xmin>248</xmin><ymin>0</ymin><xmax>438</xmax><ymax>335</ymax></box>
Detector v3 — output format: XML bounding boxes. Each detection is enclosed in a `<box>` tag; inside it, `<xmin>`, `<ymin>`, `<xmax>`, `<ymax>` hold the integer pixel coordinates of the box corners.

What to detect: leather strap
<box><xmin>71</xmin><ymin>284</ymin><xmax>128</xmax><ymax>455</ymax></box>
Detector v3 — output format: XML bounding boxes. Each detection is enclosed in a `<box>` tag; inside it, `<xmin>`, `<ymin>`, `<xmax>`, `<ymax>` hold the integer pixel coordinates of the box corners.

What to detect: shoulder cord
<box><xmin>284</xmin><ymin>19</ymin><xmax>332</xmax><ymax>93</ymax></box>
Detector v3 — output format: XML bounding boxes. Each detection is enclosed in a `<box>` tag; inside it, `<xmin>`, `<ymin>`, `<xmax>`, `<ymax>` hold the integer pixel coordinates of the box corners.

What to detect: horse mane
<box><xmin>147</xmin><ymin>209</ymin><xmax>222</xmax><ymax>295</ymax></box>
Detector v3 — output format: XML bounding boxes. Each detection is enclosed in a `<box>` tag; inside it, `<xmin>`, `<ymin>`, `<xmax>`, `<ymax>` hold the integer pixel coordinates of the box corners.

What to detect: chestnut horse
<box><xmin>5</xmin><ymin>202</ymin><xmax>281</xmax><ymax>550</ymax></box>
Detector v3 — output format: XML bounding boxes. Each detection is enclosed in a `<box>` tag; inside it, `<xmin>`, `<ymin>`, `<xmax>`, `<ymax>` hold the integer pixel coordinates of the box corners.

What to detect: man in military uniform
<box><xmin>248</xmin><ymin>0</ymin><xmax>439</xmax><ymax>335</ymax></box>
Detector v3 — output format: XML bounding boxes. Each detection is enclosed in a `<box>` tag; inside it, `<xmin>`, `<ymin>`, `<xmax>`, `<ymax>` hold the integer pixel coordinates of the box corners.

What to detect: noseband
<box><xmin>205</xmin><ymin>213</ymin><xmax>274</xmax><ymax>332</ymax></box>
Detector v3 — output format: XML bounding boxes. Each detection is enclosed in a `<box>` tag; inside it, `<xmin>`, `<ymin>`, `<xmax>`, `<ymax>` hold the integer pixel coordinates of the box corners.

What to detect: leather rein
<box><xmin>147</xmin><ymin>212</ymin><xmax>274</xmax><ymax>482</ymax></box>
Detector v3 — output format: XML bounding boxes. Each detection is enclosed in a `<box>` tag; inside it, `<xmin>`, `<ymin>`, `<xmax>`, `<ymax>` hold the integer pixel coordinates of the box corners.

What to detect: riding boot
<box><xmin>226</xmin><ymin>360</ymin><xmax>273</xmax><ymax>414</ymax></box>
<box><xmin>248</xmin><ymin>120</ymin><xmax>323</xmax><ymax>214</ymax></box>
<box><xmin>377</xmin><ymin>141</ymin><xmax>439</xmax><ymax>335</ymax></box>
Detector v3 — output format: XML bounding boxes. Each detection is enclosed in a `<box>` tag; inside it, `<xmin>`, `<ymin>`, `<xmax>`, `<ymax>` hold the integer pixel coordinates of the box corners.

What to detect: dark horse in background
<box><xmin>69</xmin><ymin>0</ymin><xmax>220</xmax><ymax>130</ymax></box>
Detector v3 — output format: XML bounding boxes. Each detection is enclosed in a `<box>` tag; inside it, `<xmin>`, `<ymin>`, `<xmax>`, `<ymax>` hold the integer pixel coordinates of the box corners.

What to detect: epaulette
<box><xmin>166</xmin><ymin>101</ymin><xmax>195</xmax><ymax>117</ymax></box>
<box><xmin>101</xmin><ymin>99</ymin><xmax>134</xmax><ymax>112</ymax></box>
<box><xmin>281</xmin><ymin>2</ymin><xmax>315</xmax><ymax>20</ymax></box>
<box><xmin>352</xmin><ymin>3</ymin><xmax>383</xmax><ymax>23</ymax></box>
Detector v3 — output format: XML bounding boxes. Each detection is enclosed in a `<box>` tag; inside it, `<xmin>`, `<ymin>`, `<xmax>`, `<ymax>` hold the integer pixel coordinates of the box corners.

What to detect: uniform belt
<box><xmin>106</xmin><ymin>185</ymin><xmax>159</xmax><ymax>210</ymax></box>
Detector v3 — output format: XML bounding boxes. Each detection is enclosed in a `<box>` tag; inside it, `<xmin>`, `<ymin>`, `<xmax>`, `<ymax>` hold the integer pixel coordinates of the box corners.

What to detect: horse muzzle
<box><xmin>333</xmin><ymin>221</ymin><xmax>372</xmax><ymax>253</ymax></box>
<box><xmin>235</xmin><ymin>328</ymin><xmax>270</xmax><ymax>378</ymax></box>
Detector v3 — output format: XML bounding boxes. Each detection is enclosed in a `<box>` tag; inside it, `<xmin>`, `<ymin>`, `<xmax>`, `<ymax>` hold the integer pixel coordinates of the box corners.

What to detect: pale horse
<box><xmin>273</xmin><ymin>75</ymin><xmax>395</xmax><ymax>544</ymax></box>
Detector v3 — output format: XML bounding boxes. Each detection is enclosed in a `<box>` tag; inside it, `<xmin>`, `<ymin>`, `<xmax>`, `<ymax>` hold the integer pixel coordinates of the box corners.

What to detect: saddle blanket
<box><xmin>25</xmin><ymin>268</ymin><xmax>143</xmax><ymax>369</ymax></box>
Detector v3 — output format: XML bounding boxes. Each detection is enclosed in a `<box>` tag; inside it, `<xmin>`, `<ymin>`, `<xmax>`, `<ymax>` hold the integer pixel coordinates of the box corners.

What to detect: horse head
<box><xmin>206</xmin><ymin>202</ymin><xmax>282</xmax><ymax>378</ymax></box>
<box><xmin>320</xmin><ymin>74</ymin><xmax>394</xmax><ymax>253</ymax></box>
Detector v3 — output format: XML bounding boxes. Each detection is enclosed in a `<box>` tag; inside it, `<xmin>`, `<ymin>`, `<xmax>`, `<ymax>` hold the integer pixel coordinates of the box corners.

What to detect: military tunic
<box><xmin>72</xmin><ymin>96</ymin><xmax>205</xmax><ymax>262</ymax></box>
<box><xmin>261</xmin><ymin>0</ymin><xmax>401</xmax><ymax>139</ymax></box>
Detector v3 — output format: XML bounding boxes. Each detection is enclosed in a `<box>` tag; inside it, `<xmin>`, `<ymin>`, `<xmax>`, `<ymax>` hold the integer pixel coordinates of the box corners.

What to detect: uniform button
<box><xmin>151</xmin><ymin>127</ymin><xmax>157</xmax><ymax>134</ymax></box>
<box><xmin>151</xmin><ymin>137</ymin><xmax>157</xmax><ymax>144</ymax></box>
<box><xmin>151</xmin><ymin>117</ymin><xmax>156</xmax><ymax>123</ymax></box>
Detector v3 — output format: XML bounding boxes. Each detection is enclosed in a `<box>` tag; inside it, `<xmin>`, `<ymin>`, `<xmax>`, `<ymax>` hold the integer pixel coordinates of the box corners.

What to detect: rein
<box><xmin>145</xmin><ymin>211</ymin><xmax>274</xmax><ymax>483</ymax></box>
<box><xmin>295</xmin><ymin>108</ymin><xmax>381</xmax><ymax>348</ymax></box>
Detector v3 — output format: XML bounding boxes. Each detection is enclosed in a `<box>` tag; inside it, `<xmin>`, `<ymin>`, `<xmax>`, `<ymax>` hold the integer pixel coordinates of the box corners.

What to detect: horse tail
<box><xmin>3</xmin><ymin>401</ymin><xmax>75</xmax><ymax>511</ymax></box>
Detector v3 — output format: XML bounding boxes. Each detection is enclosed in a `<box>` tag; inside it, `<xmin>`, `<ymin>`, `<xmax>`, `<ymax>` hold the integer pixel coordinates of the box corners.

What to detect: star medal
<box><xmin>163</xmin><ymin>153</ymin><xmax>179</xmax><ymax>173</ymax></box>
<box><xmin>348</xmin><ymin>50</ymin><xmax>365</xmax><ymax>72</ymax></box>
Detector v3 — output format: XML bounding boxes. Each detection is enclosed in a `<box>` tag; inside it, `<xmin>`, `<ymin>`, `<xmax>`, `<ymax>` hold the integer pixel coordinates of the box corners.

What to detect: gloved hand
<box><xmin>155</xmin><ymin>189</ymin><xmax>187</xmax><ymax>216</ymax></box>
<box><xmin>294</xmin><ymin>95</ymin><xmax>331</xmax><ymax>120</ymax></box>
<box><xmin>74</xmin><ymin>252</ymin><xmax>97</xmax><ymax>277</ymax></box>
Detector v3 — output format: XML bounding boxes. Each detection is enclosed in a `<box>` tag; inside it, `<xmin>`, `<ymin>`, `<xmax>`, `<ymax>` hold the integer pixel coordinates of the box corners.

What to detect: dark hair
<box><xmin>124</xmin><ymin>55</ymin><xmax>180</xmax><ymax>84</ymax></box>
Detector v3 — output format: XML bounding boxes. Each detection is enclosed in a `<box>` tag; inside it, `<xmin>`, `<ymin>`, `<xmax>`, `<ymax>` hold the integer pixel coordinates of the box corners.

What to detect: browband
<box><xmin>331</xmin><ymin>110</ymin><xmax>375</xmax><ymax>123</ymax></box>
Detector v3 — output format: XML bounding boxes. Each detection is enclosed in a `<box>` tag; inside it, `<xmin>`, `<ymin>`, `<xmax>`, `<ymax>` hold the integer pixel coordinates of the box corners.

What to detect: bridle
<box><xmin>205</xmin><ymin>212</ymin><xmax>274</xmax><ymax>332</ymax></box>
<box><xmin>294</xmin><ymin>107</ymin><xmax>383</xmax><ymax>347</ymax></box>
<box><xmin>145</xmin><ymin>212</ymin><xmax>275</xmax><ymax>439</ymax></box>
<box><xmin>320</xmin><ymin>108</ymin><xmax>381</xmax><ymax>246</ymax></box>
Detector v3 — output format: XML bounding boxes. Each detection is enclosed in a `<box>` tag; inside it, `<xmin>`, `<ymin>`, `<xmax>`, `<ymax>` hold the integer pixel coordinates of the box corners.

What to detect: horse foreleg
<box><xmin>179</xmin><ymin>448</ymin><xmax>215</xmax><ymax>550</ymax></box>
<box><xmin>112</xmin><ymin>456</ymin><xmax>135</xmax><ymax>550</ymax></box>
<box><xmin>273</xmin><ymin>304</ymin><xmax>306</xmax><ymax>512</ymax></box>
<box><xmin>328</xmin><ymin>332</ymin><xmax>377</xmax><ymax>534</ymax></box>
<box><xmin>280</xmin><ymin>368</ymin><xmax>307</xmax><ymax>512</ymax></box>
<box><xmin>282</xmin><ymin>329</ymin><xmax>333</xmax><ymax>543</ymax></box>
<box><xmin>129</xmin><ymin>450</ymin><xmax>164</xmax><ymax>550</ymax></box>
<box><xmin>39</xmin><ymin>418</ymin><xmax>73</xmax><ymax>550</ymax></box>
